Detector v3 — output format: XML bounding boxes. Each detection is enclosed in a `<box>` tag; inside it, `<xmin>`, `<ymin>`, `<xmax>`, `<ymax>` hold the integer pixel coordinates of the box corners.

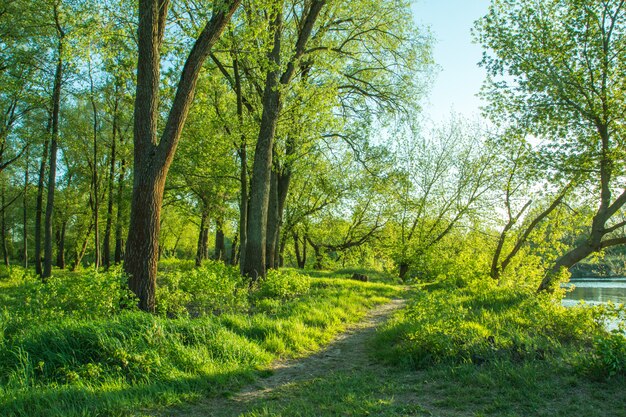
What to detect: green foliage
<box><xmin>374</xmin><ymin>281</ymin><xmax>606</xmax><ymax>370</ymax></box>
<box><xmin>0</xmin><ymin>265</ymin><xmax>398</xmax><ymax>416</ymax></box>
<box><xmin>399</xmin><ymin>227</ymin><xmax>494</xmax><ymax>286</ymax></box>
<box><xmin>0</xmin><ymin>267</ymin><xmax>137</xmax><ymax>342</ymax></box>
<box><xmin>255</xmin><ymin>269</ymin><xmax>311</xmax><ymax>300</ymax></box>
<box><xmin>589</xmin><ymin>332</ymin><xmax>626</xmax><ymax>379</ymax></box>
<box><xmin>156</xmin><ymin>261</ymin><xmax>249</xmax><ymax>318</ymax></box>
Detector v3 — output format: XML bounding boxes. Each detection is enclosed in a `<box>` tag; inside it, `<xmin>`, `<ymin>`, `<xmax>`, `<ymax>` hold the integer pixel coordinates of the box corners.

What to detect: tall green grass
<box><xmin>374</xmin><ymin>279</ymin><xmax>626</xmax><ymax>378</ymax></box>
<box><xmin>0</xmin><ymin>262</ymin><xmax>400</xmax><ymax>416</ymax></box>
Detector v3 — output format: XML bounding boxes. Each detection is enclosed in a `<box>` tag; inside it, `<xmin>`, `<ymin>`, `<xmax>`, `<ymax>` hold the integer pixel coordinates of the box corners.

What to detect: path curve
<box><xmin>160</xmin><ymin>297</ymin><xmax>407</xmax><ymax>417</ymax></box>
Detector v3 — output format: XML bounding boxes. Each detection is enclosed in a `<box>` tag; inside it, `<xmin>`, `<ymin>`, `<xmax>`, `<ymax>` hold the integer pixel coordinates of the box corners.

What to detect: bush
<box><xmin>374</xmin><ymin>280</ymin><xmax>604</xmax><ymax>369</ymax></box>
<box><xmin>0</xmin><ymin>267</ymin><xmax>137</xmax><ymax>342</ymax></box>
<box><xmin>255</xmin><ymin>269</ymin><xmax>311</xmax><ymax>300</ymax></box>
<box><xmin>589</xmin><ymin>332</ymin><xmax>626</xmax><ymax>379</ymax></box>
<box><xmin>157</xmin><ymin>261</ymin><xmax>249</xmax><ymax>318</ymax></box>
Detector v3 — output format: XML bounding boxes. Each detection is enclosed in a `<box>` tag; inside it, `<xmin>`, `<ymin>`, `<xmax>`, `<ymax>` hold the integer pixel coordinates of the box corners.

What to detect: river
<box><xmin>562</xmin><ymin>278</ymin><xmax>626</xmax><ymax>306</ymax></box>
<box><xmin>562</xmin><ymin>278</ymin><xmax>626</xmax><ymax>332</ymax></box>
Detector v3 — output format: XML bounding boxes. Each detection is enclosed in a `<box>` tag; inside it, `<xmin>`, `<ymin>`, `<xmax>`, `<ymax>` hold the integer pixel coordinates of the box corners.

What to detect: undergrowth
<box><xmin>0</xmin><ymin>262</ymin><xmax>399</xmax><ymax>416</ymax></box>
<box><xmin>374</xmin><ymin>279</ymin><xmax>626</xmax><ymax>379</ymax></box>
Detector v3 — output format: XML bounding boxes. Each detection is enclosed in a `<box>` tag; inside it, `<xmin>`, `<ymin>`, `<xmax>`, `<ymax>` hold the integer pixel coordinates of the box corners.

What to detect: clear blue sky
<box><xmin>411</xmin><ymin>0</ymin><xmax>490</xmax><ymax>123</ymax></box>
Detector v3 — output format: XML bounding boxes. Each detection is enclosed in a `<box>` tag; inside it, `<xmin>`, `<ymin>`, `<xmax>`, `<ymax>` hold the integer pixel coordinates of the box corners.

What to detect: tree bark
<box><xmin>266</xmin><ymin>169</ymin><xmax>279</xmax><ymax>269</ymax></box>
<box><xmin>230</xmin><ymin>232</ymin><xmax>238</xmax><ymax>265</ymax></box>
<box><xmin>1</xmin><ymin>179</ymin><xmax>9</xmax><ymax>266</ymax></box>
<box><xmin>243</xmin><ymin>9</ymin><xmax>283</xmax><ymax>281</ymax></box>
<box><xmin>125</xmin><ymin>0</ymin><xmax>240</xmax><ymax>312</ymax></box>
<box><xmin>233</xmin><ymin>53</ymin><xmax>248</xmax><ymax>273</ymax></box>
<box><xmin>278</xmin><ymin>232</ymin><xmax>287</xmax><ymax>267</ymax></box>
<box><xmin>89</xmin><ymin>66</ymin><xmax>100</xmax><ymax>270</ymax></box>
<box><xmin>293</xmin><ymin>232</ymin><xmax>302</xmax><ymax>268</ymax></box>
<box><xmin>34</xmin><ymin>117</ymin><xmax>50</xmax><ymax>275</ymax></box>
<box><xmin>274</xmin><ymin>169</ymin><xmax>291</xmax><ymax>266</ymax></box>
<box><xmin>214</xmin><ymin>217</ymin><xmax>226</xmax><ymax>261</ymax></box>
<box><xmin>114</xmin><ymin>142</ymin><xmax>126</xmax><ymax>264</ymax></box>
<box><xmin>55</xmin><ymin>221</ymin><xmax>66</xmax><ymax>269</ymax></box>
<box><xmin>43</xmin><ymin>19</ymin><xmax>64</xmax><ymax>280</ymax></box>
<box><xmin>243</xmin><ymin>0</ymin><xmax>326</xmax><ymax>280</ymax></box>
<box><xmin>195</xmin><ymin>209</ymin><xmax>208</xmax><ymax>267</ymax></box>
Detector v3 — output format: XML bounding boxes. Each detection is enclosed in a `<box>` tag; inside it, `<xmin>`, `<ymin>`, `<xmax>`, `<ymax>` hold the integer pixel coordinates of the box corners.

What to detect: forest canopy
<box><xmin>0</xmin><ymin>0</ymin><xmax>625</xmax><ymax>310</ymax></box>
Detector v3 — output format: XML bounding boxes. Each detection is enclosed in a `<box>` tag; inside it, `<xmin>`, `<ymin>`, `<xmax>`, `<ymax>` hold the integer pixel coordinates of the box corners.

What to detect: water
<box><xmin>562</xmin><ymin>278</ymin><xmax>626</xmax><ymax>332</ymax></box>
<box><xmin>563</xmin><ymin>278</ymin><xmax>626</xmax><ymax>306</ymax></box>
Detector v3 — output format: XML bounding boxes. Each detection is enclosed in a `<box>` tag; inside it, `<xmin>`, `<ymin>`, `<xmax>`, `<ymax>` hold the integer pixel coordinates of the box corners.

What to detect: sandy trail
<box><xmin>157</xmin><ymin>298</ymin><xmax>407</xmax><ymax>417</ymax></box>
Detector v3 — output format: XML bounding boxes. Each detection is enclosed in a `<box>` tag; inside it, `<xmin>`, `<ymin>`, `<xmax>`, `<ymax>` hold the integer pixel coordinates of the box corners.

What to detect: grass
<box><xmin>0</xmin><ymin>263</ymin><xmax>401</xmax><ymax>417</ymax></box>
<box><xmin>2</xmin><ymin>263</ymin><xmax>625</xmax><ymax>417</ymax></box>
<box><xmin>185</xmin><ymin>279</ymin><xmax>626</xmax><ymax>417</ymax></box>
<box><xmin>172</xmin><ymin>360</ymin><xmax>626</xmax><ymax>417</ymax></box>
<box><xmin>297</xmin><ymin>267</ymin><xmax>400</xmax><ymax>284</ymax></box>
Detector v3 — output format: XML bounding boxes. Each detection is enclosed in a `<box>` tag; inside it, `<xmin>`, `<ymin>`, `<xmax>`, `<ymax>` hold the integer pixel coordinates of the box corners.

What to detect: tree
<box><xmin>42</xmin><ymin>0</ymin><xmax>66</xmax><ymax>280</ymax></box>
<box><xmin>241</xmin><ymin>0</ymin><xmax>327</xmax><ymax>280</ymax></box>
<box><xmin>390</xmin><ymin>118</ymin><xmax>496</xmax><ymax>280</ymax></box>
<box><xmin>488</xmin><ymin>137</ymin><xmax>572</xmax><ymax>283</ymax></box>
<box><xmin>240</xmin><ymin>0</ymin><xmax>431</xmax><ymax>279</ymax></box>
<box><xmin>124</xmin><ymin>0</ymin><xmax>240</xmax><ymax>312</ymax></box>
<box><xmin>476</xmin><ymin>0</ymin><xmax>626</xmax><ymax>291</ymax></box>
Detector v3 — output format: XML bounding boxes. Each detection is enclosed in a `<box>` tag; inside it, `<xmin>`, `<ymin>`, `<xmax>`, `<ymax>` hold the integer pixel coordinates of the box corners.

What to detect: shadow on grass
<box><xmin>201</xmin><ymin>360</ymin><xmax>626</xmax><ymax>417</ymax></box>
<box><xmin>1</xmin><ymin>368</ymin><xmax>260</xmax><ymax>417</ymax></box>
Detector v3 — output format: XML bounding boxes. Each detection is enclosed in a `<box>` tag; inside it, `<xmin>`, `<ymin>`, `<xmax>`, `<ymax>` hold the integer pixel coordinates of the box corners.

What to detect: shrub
<box><xmin>255</xmin><ymin>269</ymin><xmax>311</xmax><ymax>300</ymax></box>
<box><xmin>589</xmin><ymin>332</ymin><xmax>626</xmax><ymax>379</ymax></box>
<box><xmin>375</xmin><ymin>280</ymin><xmax>603</xmax><ymax>369</ymax></box>
<box><xmin>157</xmin><ymin>261</ymin><xmax>249</xmax><ymax>318</ymax></box>
<box><xmin>0</xmin><ymin>267</ymin><xmax>137</xmax><ymax>342</ymax></box>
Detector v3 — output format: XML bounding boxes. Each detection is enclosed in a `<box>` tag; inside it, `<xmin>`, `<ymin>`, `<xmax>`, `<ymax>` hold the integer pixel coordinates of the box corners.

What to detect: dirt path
<box><xmin>160</xmin><ymin>298</ymin><xmax>408</xmax><ymax>417</ymax></box>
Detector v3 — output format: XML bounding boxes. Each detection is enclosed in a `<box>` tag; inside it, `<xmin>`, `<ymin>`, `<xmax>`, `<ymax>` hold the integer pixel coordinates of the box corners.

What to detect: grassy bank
<box><xmin>370</xmin><ymin>280</ymin><xmax>626</xmax><ymax>416</ymax></box>
<box><xmin>152</xmin><ymin>279</ymin><xmax>626</xmax><ymax>417</ymax></box>
<box><xmin>0</xmin><ymin>263</ymin><xmax>400</xmax><ymax>417</ymax></box>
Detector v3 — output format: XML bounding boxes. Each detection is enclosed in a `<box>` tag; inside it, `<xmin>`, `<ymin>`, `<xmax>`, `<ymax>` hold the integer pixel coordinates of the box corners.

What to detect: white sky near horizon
<box><xmin>411</xmin><ymin>0</ymin><xmax>490</xmax><ymax>124</ymax></box>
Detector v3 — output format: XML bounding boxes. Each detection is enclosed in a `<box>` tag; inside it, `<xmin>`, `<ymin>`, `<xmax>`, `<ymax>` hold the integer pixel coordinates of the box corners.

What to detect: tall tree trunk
<box><xmin>125</xmin><ymin>0</ymin><xmax>239</xmax><ymax>312</ymax></box>
<box><xmin>43</xmin><ymin>20</ymin><xmax>64</xmax><ymax>280</ymax></box>
<box><xmin>55</xmin><ymin>221</ymin><xmax>66</xmax><ymax>269</ymax></box>
<box><xmin>103</xmin><ymin>92</ymin><xmax>119</xmax><ymax>270</ymax></box>
<box><xmin>201</xmin><ymin>228</ymin><xmax>208</xmax><ymax>260</ymax></box>
<box><xmin>294</xmin><ymin>231</ymin><xmax>307</xmax><ymax>269</ymax></box>
<box><xmin>302</xmin><ymin>235</ymin><xmax>307</xmax><ymax>268</ymax></box>
<box><xmin>114</xmin><ymin>146</ymin><xmax>126</xmax><ymax>264</ymax></box>
<box><xmin>1</xmin><ymin>179</ymin><xmax>9</xmax><ymax>266</ymax></box>
<box><xmin>22</xmin><ymin>147</ymin><xmax>28</xmax><ymax>268</ymax></box>
<box><xmin>278</xmin><ymin>233</ymin><xmax>287</xmax><ymax>267</ymax></box>
<box><xmin>266</xmin><ymin>169</ymin><xmax>279</xmax><ymax>269</ymax></box>
<box><xmin>274</xmin><ymin>169</ymin><xmax>291</xmax><ymax>267</ymax></box>
<box><xmin>243</xmin><ymin>9</ymin><xmax>283</xmax><ymax>281</ymax></box>
<box><xmin>234</xmin><ymin>55</ymin><xmax>248</xmax><ymax>274</ymax></box>
<box><xmin>35</xmin><ymin>120</ymin><xmax>50</xmax><ymax>274</ymax></box>
<box><xmin>243</xmin><ymin>0</ymin><xmax>325</xmax><ymax>280</ymax></box>
<box><xmin>195</xmin><ymin>210</ymin><xmax>208</xmax><ymax>267</ymax></box>
<box><xmin>294</xmin><ymin>232</ymin><xmax>302</xmax><ymax>268</ymax></box>
<box><xmin>230</xmin><ymin>232</ymin><xmax>238</xmax><ymax>265</ymax></box>
<box><xmin>89</xmin><ymin>65</ymin><xmax>101</xmax><ymax>270</ymax></box>
<box><xmin>215</xmin><ymin>217</ymin><xmax>226</xmax><ymax>261</ymax></box>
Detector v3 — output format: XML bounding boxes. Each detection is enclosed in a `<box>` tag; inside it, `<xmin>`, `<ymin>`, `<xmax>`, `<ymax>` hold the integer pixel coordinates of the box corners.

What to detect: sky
<box><xmin>411</xmin><ymin>0</ymin><xmax>490</xmax><ymax>123</ymax></box>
